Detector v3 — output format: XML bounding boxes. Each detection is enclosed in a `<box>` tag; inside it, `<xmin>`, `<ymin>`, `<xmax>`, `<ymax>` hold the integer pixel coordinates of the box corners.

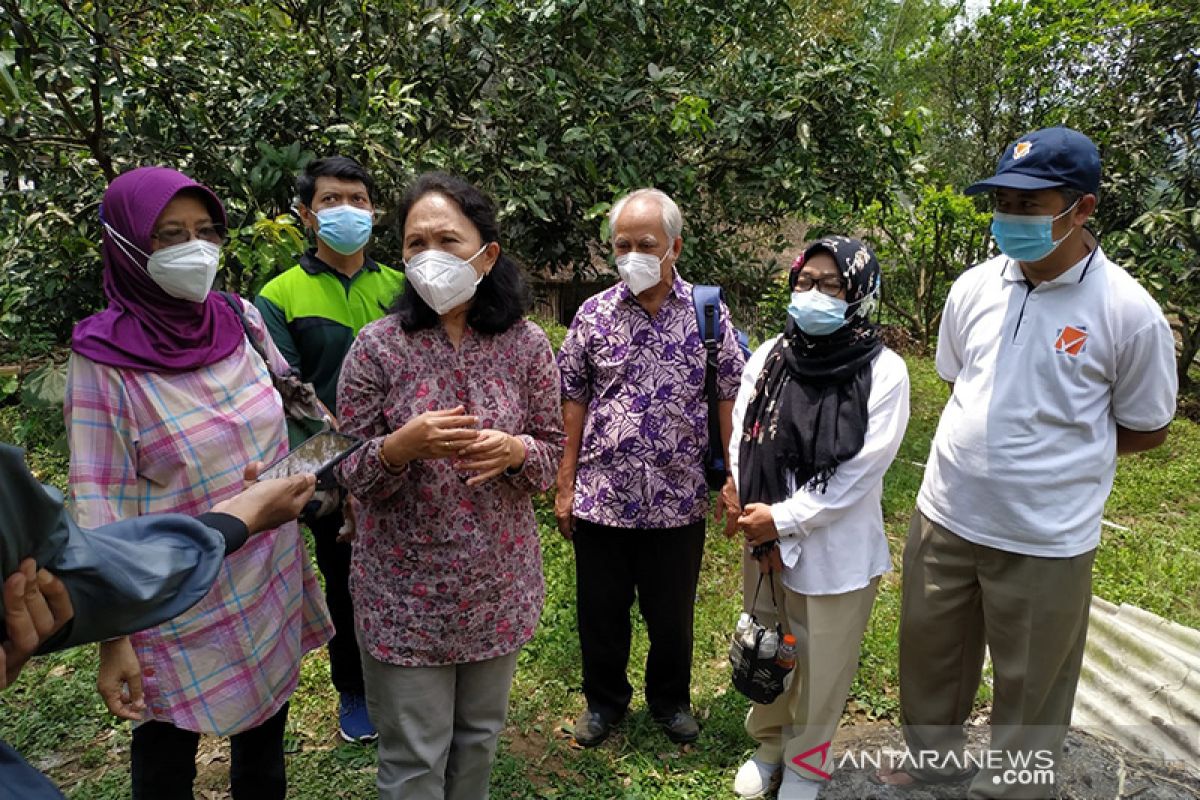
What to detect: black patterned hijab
<box><xmin>738</xmin><ymin>236</ymin><xmax>883</xmax><ymax>505</ymax></box>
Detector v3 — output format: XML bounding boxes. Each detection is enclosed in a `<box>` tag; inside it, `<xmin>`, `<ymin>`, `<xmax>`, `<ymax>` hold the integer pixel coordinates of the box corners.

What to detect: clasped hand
<box><xmin>714</xmin><ymin>476</ymin><xmax>783</xmax><ymax>573</ymax></box>
<box><xmin>383</xmin><ymin>406</ymin><xmax>525</xmax><ymax>486</ymax></box>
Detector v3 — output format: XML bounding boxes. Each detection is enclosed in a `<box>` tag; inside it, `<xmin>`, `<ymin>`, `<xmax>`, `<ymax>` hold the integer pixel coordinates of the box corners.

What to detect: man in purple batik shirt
<box><xmin>556</xmin><ymin>188</ymin><xmax>745</xmax><ymax>747</ymax></box>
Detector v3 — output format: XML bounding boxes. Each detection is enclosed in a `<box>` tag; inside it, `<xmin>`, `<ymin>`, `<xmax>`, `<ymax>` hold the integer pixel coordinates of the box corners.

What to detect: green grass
<box><xmin>1</xmin><ymin>354</ymin><xmax>1197</xmax><ymax>797</ymax></box>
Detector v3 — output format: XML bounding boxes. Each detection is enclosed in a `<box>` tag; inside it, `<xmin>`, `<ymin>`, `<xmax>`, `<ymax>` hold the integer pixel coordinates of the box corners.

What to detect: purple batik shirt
<box><xmin>558</xmin><ymin>272</ymin><xmax>745</xmax><ymax>530</ymax></box>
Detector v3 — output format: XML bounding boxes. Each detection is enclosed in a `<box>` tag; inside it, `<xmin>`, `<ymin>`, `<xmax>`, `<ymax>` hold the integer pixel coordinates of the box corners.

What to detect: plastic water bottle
<box><xmin>758</xmin><ymin>629</ymin><xmax>779</xmax><ymax>660</ymax></box>
<box><xmin>738</xmin><ymin>613</ymin><xmax>758</xmax><ymax>649</ymax></box>
<box><xmin>734</xmin><ymin>613</ymin><xmax>755</xmax><ymax>650</ymax></box>
<box><xmin>776</xmin><ymin>634</ymin><xmax>797</xmax><ymax>669</ymax></box>
<box><xmin>730</xmin><ymin>613</ymin><xmax>755</xmax><ymax>670</ymax></box>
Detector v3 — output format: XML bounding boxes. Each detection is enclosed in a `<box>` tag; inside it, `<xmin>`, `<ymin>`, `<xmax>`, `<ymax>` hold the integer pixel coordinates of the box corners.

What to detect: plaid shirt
<box><xmin>66</xmin><ymin>299</ymin><xmax>332</xmax><ymax>735</ymax></box>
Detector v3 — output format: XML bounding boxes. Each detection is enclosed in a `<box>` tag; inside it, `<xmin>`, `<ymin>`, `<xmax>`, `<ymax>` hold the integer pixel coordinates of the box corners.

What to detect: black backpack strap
<box><xmin>703</xmin><ymin>302</ymin><xmax>721</xmax><ymax>463</ymax></box>
<box><xmin>693</xmin><ymin>285</ymin><xmax>727</xmax><ymax>482</ymax></box>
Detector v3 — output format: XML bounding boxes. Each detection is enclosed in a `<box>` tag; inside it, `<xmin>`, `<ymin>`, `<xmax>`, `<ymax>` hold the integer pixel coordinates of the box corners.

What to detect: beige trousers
<box><xmin>741</xmin><ymin>553</ymin><xmax>880</xmax><ymax>782</ymax></box>
<box><xmin>899</xmin><ymin>510</ymin><xmax>1094</xmax><ymax>799</ymax></box>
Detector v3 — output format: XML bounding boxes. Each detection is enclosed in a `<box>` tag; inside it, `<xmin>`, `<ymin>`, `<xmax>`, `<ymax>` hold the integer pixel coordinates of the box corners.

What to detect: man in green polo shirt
<box><xmin>255</xmin><ymin>156</ymin><xmax>404</xmax><ymax>744</ymax></box>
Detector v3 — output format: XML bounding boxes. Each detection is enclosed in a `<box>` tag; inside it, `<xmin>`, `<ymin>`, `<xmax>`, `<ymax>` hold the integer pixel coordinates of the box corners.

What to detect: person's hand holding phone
<box><xmin>381</xmin><ymin>406</ymin><xmax>480</xmax><ymax>467</ymax></box>
<box><xmin>212</xmin><ymin>462</ymin><xmax>318</xmax><ymax>535</ymax></box>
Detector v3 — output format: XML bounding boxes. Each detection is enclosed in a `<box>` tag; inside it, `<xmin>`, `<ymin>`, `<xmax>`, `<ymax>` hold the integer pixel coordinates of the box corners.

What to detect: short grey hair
<box><xmin>608</xmin><ymin>188</ymin><xmax>683</xmax><ymax>241</ymax></box>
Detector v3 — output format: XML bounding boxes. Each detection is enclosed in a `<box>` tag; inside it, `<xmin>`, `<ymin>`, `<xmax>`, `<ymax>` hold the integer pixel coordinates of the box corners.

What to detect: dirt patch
<box><xmin>506</xmin><ymin>723</ymin><xmax>582</xmax><ymax>790</ymax></box>
<box><xmin>1176</xmin><ymin>391</ymin><xmax>1200</xmax><ymax>423</ymax></box>
<box><xmin>878</xmin><ymin>324</ymin><xmax>928</xmax><ymax>357</ymax></box>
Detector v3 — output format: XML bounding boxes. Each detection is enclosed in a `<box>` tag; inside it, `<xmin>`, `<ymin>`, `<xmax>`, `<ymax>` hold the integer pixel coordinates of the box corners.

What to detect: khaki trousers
<box><xmin>899</xmin><ymin>510</ymin><xmax>1094</xmax><ymax>799</ymax></box>
<box><xmin>742</xmin><ymin>553</ymin><xmax>880</xmax><ymax>782</ymax></box>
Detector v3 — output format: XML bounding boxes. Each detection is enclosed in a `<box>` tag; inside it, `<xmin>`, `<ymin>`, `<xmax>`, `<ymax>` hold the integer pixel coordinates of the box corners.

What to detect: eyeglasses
<box><xmin>794</xmin><ymin>274</ymin><xmax>844</xmax><ymax>296</ymax></box>
<box><xmin>151</xmin><ymin>224</ymin><xmax>228</xmax><ymax>247</ymax></box>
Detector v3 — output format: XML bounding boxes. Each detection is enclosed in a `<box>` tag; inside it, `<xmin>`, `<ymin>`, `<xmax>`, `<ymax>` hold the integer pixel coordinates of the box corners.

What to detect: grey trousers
<box><xmin>360</xmin><ymin>647</ymin><xmax>520</xmax><ymax>800</ymax></box>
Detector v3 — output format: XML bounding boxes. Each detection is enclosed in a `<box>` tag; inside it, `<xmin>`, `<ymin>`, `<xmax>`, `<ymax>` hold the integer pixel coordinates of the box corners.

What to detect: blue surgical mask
<box><xmin>991</xmin><ymin>200</ymin><xmax>1079</xmax><ymax>262</ymax></box>
<box><xmin>315</xmin><ymin>205</ymin><xmax>373</xmax><ymax>255</ymax></box>
<box><xmin>788</xmin><ymin>289</ymin><xmax>851</xmax><ymax>335</ymax></box>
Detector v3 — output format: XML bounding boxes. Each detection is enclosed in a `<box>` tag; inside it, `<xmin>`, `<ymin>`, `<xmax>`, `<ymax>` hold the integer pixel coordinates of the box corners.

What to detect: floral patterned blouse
<box><xmin>336</xmin><ymin>316</ymin><xmax>565</xmax><ymax>667</ymax></box>
<box><xmin>557</xmin><ymin>273</ymin><xmax>745</xmax><ymax>529</ymax></box>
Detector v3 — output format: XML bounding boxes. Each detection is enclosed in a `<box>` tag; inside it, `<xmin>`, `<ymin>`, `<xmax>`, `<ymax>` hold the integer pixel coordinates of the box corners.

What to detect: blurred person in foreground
<box><xmin>0</xmin><ymin>443</ymin><xmax>318</xmax><ymax>799</ymax></box>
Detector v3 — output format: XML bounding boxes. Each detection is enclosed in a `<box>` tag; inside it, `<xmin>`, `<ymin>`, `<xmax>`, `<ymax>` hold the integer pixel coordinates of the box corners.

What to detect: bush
<box><xmin>827</xmin><ymin>184</ymin><xmax>992</xmax><ymax>350</ymax></box>
<box><xmin>530</xmin><ymin>315</ymin><xmax>569</xmax><ymax>354</ymax></box>
<box><xmin>1</xmin><ymin>0</ymin><xmax>913</xmax><ymax>349</ymax></box>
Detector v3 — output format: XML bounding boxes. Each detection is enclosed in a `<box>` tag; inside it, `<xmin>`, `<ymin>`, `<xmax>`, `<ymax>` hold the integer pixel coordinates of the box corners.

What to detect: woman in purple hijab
<box><xmin>65</xmin><ymin>167</ymin><xmax>333</xmax><ymax>799</ymax></box>
<box><xmin>71</xmin><ymin>166</ymin><xmax>245</xmax><ymax>371</ymax></box>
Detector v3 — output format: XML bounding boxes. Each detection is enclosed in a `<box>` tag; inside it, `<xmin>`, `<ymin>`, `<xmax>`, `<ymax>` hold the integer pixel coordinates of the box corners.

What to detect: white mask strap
<box><xmin>103</xmin><ymin>223</ymin><xmax>151</xmax><ymax>264</ymax></box>
<box><xmin>464</xmin><ymin>244</ymin><xmax>488</xmax><ymax>266</ymax></box>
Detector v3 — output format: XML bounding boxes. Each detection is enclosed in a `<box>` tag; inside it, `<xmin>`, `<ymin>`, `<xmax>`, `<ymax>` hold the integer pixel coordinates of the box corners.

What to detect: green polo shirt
<box><xmin>254</xmin><ymin>250</ymin><xmax>405</xmax><ymax>415</ymax></box>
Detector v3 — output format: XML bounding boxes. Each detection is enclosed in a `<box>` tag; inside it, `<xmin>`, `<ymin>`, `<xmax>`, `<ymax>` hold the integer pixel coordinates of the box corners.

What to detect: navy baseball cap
<box><xmin>964</xmin><ymin>127</ymin><xmax>1100</xmax><ymax>196</ymax></box>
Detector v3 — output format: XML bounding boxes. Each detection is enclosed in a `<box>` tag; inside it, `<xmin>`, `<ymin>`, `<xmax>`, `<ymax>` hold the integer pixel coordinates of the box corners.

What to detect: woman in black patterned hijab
<box><xmin>719</xmin><ymin>235</ymin><xmax>911</xmax><ymax>800</ymax></box>
<box><xmin>738</xmin><ymin>236</ymin><xmax>883</xmax><ymax>506</ymax></box>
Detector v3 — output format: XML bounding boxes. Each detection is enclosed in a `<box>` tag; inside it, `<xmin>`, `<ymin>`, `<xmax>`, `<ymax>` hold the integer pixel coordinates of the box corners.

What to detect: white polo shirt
<box><xmin>917</xmin><ymin>246</ymin><xmax>1177</xmax><ymax>557</ymax></box>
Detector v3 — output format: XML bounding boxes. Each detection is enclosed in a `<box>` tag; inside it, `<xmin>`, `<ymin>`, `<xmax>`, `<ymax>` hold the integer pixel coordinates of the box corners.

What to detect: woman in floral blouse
<box><xmin>336</xmin><ymin>173</ymin><xmax>564</xmax><ymax>800</ymax></box>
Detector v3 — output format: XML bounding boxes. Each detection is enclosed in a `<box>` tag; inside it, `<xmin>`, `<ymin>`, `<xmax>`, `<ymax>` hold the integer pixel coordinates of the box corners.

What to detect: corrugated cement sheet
<box><xmin>1072</xmin><ymin>597</ymin><xmax>1200</xmax><ymax>773</ymax></box>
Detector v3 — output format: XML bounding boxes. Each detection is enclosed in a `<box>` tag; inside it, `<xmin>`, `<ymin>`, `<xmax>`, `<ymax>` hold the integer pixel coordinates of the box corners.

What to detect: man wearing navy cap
<box><xmin>881</xmin><ymin>127</ymin><xmax>1178</xmax><ymax>797</ymax></box>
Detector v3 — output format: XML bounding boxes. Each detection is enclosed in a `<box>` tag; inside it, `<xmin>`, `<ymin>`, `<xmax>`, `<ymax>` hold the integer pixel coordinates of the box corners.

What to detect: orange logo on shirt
<box><xmin>1054</xmin><ymin>325</ymin><xmax>1088</xmax><ymax>356</ymax></box>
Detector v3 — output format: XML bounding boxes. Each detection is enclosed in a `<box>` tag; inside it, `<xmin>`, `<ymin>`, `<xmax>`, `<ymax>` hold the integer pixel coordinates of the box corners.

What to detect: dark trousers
<box><xmin>573</xmin><ymin>518</ymin><xmax>706</xmax><ymax>722</ymax></box>
<box><xmin>130</xmin><ymin>703</ymin><xmax>289</xmax><ymax>800</ymax></box>
<box><xmin>1</xmin><ymin>740</ymin><xmax>67</xmax><ymax>799</ymax></box>
<box><xmin>310</xmin><ymin>509</ymin><xmax>365</xmax><ymax>695</ymax></box>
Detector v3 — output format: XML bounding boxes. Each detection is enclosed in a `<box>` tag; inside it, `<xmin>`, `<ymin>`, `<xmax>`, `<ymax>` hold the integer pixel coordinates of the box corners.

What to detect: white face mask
<box><xmin>147</xmin><ymin>240</ymin><xmax>221</xmax><ymax>302</ymax></box>
<box><xmin>616</xmin><ymin>246</ymin><xmax>671</xmax><ymax>295</ymax></box>
<box><xmin>404</xmin><ymin>245</ymin><xmax>487</xmax><ymax>315</ymax></box>
<box><xmin>105</xmin><ymin>224</ymin><xmax>221</xmax><ymax>303</ymax></box>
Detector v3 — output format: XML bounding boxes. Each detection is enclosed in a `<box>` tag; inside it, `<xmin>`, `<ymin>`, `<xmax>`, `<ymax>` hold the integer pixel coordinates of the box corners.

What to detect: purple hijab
<box><xmin>71</xmin><ymin>167</ymin><xmax>244</xmax><ymax>372</ymax></box>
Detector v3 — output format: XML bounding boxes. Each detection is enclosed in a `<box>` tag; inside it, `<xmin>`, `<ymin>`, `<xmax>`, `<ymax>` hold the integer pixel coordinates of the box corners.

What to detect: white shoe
<box><xmin>733</xmin><ymin>757</ymin><xmax>782</xmax><ymax>798</ymax></box>
<box><xmin>778</xmin><ymin>767</ymin><xmax>822</xmax><ymax>800</ymax></box>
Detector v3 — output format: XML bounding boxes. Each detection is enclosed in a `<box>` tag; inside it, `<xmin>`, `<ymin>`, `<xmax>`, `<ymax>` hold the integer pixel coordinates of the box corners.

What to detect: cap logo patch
<box><xmin>1013</xmin><ymin>141</ymin><xmax>1033</xmax><ymax>160</ymax></box>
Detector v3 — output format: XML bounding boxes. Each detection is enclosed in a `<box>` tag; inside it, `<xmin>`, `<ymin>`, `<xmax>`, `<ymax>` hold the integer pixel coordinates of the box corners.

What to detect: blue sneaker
<box><xmin>338</xmin><ymin>692</ymin><xmax>378</xmax><ymax>743</ymax></box>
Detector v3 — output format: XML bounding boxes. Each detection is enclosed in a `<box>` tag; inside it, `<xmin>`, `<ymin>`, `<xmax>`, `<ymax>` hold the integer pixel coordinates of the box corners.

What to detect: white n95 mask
<box><xmin>404</xmin><ymin>246</ymin><xmax>487</xmax><ymax>314</ymax></box>
<box><xmin>106</xmin><ymin>223</ymin><xmax>220</xmax><ymax>302</ymax></box>
<box><xmin>616</xmin><ymin>248</ymin><xmax>669</xmax><ymax>294</ymax></box>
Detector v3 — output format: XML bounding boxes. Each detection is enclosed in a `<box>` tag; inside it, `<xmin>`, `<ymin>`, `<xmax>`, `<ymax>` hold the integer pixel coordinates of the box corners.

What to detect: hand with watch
<box><xmin>377</xmin><ymin>405</ymin><xmax>527</xmax><ymax>486</ymax></box>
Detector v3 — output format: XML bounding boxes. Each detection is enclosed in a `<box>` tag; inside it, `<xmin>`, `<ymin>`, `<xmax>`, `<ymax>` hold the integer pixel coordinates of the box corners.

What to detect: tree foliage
<box><xmin>889</xmin><ymin>0</ymin><xmax>1199</xmax><ymax>385</ymax></box>
<box><xmin>0</xmin><ymin>0</ymin><xmax>913</xmax><ymax>349</ymax></box>
<box><xmin>860</xmin><ymin>184</ymin><xmax>990</xmax><ymax>349</ymax></box>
